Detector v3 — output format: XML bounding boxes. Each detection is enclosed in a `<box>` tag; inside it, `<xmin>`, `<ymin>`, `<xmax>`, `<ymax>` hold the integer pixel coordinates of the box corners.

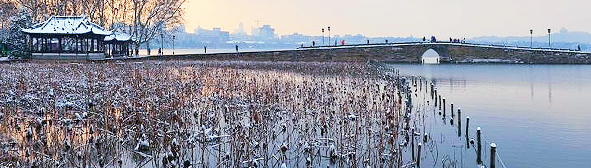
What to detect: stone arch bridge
<box><xmin>295</xmin><ymin>43</ymin><xmax>591</xmax><ymax>64</ymax></box>
<box><xmin>145</xmin><ymin>42</ymin><xmax>591</xmax><ymax>64</ymax></box>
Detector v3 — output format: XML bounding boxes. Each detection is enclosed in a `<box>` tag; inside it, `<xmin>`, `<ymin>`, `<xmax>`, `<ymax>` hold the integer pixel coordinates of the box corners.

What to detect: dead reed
<box><xmin>0</xmin><ymin>60</ymin><xmax>402</xmax><ymax>167</ymax></box>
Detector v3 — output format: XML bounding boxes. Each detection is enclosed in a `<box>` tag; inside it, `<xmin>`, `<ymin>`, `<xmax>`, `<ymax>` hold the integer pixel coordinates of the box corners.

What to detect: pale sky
<box><xmin>184</xmin><ymin>0</ymin><xmax>591</xmax><ymax>38</ymax></box>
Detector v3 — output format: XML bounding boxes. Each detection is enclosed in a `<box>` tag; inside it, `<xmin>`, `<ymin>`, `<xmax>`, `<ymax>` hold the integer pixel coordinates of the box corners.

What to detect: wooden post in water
<box><xmin>443</xmin><ymin>98</ymin><xmax>446</xmax><ymax>117</ymax></box>
<box><xmin>431</xmin><ymin>84</ymin><xmax>434</xmax><ymax>99</ymax></box>
<box><xmin>411</xmin><ymin>127</ymin><xmax>415</xmax><ymax>161</ymax></box>
<box><xmin>450</xmin><ymin>102</ymin><xmax>454</xmax><ymax>117</ymax></box>
<box><xmin>434</xmin><ymin>89</ymin><xmax>438</xmax><ymax>106</ymax></box>
<box><xmin>438</xmin><ymin>95</ymin><xmax>442</xmax><ymax>110</ymax></box>
<box><xmin>457</xmin><ymin>108</ymin><xmax>461</xmax><ymax>137</ymax></box>
<box><xmin>477</xmin><ymin>127</ymin><xmax>482</xmax><ymax>164</ymax></box>
<box><xmin>466</xmin><ymin>116</ymin><xmax>470</xmax><ymax>149</ymax></box>
<box><xmin>466</xmin><ymin>116</ymin><xmax>470</xmax><ymax>137</ymax></box>
<box><xmin>490</xmin><ymin>143</ymin><xmax>497</xmax><ymax>168</ymax></box>
<box><xmin>417</xmin><ymin>143</ymin><xmax>422</xmax><ymax>167</ymax></box>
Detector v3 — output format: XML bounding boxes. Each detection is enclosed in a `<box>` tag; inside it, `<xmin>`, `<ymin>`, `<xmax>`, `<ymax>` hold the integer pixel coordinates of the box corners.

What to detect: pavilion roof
<box><xmin>22</xmin><ymin>16</ymin><xmax>111</xmax><ymax>36</ymax></box>
<box><xmin>104</xmin><ymin>33</ymin><xmax>132</xmax><ymax>42</ymax></box>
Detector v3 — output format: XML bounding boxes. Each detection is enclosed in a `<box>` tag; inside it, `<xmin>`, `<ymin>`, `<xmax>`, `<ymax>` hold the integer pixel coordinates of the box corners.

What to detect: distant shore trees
<box><xmin>0</xmin><ymin>0</ymin><xmax>185</xmax><ymax>52</ymax></box>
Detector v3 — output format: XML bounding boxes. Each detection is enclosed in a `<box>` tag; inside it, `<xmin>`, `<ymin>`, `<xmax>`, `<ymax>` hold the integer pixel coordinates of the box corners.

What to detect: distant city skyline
<box><xmin>183</xmin><ymin>23</ymin><xmax>591</xmax><ymax>44</ymax></box>
<box><xmin>165</xmin><ymin>24</ymin><xmax>590</xmax><ymax>52</ymax></box>
<box><xmin>184</xmin><ymin>0</ymin><xmax>591</xmax><ymax>38</ymax></box>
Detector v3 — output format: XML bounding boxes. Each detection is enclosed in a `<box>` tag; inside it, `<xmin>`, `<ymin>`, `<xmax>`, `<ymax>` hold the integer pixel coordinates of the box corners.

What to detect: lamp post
<box><xmin>322</xmin><ymin>28</ymin><xmax>325</xmax><ymax>46</ymax></box>
<box><xmin>160</xmin><ymin>33</ymin><xmax>164</xmax><ymax>55</ymax></box>
<box><xmin>328</xmin><ymin>26</ymin><xmax>331</xmax><ymax>46</ymax></box>
<box><xmin>548</xmin><ymin>29</ymin><xmax>551</xmax><ymax>48</ymax></box>
<box><xmin>173</xmin><ymin>35</ymin><xmax>176</xmax><ymax>55</ymax></box>
<box><xmin>530</xmin><ymin>29</ymin><xmax>533</xmax><ymax>48</ymax></box>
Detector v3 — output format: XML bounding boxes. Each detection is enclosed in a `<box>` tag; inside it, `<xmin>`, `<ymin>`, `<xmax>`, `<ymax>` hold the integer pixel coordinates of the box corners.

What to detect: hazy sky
<box><xmin>184</xmin><ymin>0</ymin><xmax>591</xmax><ymax>38</ymax></box>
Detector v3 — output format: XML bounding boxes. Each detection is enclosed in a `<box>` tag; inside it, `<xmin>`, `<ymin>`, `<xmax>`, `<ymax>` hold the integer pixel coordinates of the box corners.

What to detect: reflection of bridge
<box><xmin>299</xmin><ymin>42</ymin><xmax>591</xmax><ymax>64</ymax></box>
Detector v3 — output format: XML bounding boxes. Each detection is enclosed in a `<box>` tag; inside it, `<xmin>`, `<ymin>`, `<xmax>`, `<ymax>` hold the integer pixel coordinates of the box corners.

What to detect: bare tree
<box><xmin>0</xmin><ymin>0</ymin><xmax>18</xmax><ymax>30</ymax></box>
<box><xmin>5</xmin><ymin>0</ymin><xmax>186</xmax><ymax>51</ymax></box>
<box><xmin>132</xmin><ymin>0</ymin><xmax>185</xmax><ymax>50</ymax></box>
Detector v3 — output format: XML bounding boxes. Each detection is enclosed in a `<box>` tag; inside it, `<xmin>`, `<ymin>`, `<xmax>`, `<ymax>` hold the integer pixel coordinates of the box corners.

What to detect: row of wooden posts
<box><xmin>409</xmin><ymin>82</ymin><xmax>499</xmax><ymax>168</ymax></box>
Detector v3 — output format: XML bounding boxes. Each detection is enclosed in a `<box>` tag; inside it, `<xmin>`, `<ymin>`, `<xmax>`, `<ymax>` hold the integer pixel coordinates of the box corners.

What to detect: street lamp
<box><xmin>322</xmin><ymin>28</ymin><xmax>325</xmax><ymax>46</ymax></box>
<box><xmin>173</xmin><ymin>35</ymin><xmax>176</xmax><ymax>55</ymax></box>
<box><xmin>547</xmin><ymin>29</ymin><xmax>551</xmax><ymax>48</ymax></box>
<box><xmin>530</xmin><ymin>29</ymin><xmax>533</xmax><ymax>48</ymax></box>
<box><xmin>160</xmin><ymin>33</ymin><xmax>164</xmax><ymax>55</ymax></box>
<box><xmin>328</xmin><ymin>26</ymin><xmax>331</xmax><ymax>46</ymax></box>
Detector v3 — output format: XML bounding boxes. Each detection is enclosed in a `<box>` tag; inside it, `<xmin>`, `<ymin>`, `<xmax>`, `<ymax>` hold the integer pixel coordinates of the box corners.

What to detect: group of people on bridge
<box><xmin>449</xmin><ymin>37</ymin><xmax>466</xmax><ymax>43</ymax></box>
<box><xmin>422</xmin><ymin>36</ymin><xmax>466</xmax><ymax>43</ymax></box>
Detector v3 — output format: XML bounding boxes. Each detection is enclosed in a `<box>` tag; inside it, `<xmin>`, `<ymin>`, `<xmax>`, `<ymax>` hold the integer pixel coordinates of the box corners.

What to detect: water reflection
<box><xmin>389</xmin><ymin>64</ymin><xmax>591</xmax><ymax>168</ymax></box>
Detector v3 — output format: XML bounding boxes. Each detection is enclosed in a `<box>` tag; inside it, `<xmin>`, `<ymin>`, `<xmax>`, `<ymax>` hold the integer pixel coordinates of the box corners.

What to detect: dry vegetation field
<box><xmin>0</xmin><ymin>60</ymin><xmax>405</xmax><ymax>167</ymax></box>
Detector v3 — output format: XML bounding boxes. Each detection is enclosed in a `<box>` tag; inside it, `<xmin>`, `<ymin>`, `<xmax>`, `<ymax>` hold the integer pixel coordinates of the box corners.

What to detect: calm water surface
<box><xmin>389</xmin><ymin>64</ymin><xmax>591</xmax><ymax>168</ymax></box>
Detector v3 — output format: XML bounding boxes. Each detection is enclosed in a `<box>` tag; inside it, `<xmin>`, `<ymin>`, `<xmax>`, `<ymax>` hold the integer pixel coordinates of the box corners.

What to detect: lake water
<box><xmin>388</xmin><ymin>64</ymin><xmax>591</xmax><ymax>168</ymax></box>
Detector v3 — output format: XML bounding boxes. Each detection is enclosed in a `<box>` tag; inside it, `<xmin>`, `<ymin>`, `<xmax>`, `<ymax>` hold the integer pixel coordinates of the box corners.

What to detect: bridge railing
<box><xmin>299</xmin><ymin>41</ymin><xmax>587</xmax><ymax>53</ymax></box>
<box><xmin>298</xmin><ymin>41</ymin><xmax>425</xmax><ymax>49</ymax></box>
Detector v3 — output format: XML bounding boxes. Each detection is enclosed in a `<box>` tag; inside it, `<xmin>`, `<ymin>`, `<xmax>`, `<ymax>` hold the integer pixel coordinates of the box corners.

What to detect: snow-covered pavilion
<box><xmin>22</xmin><ymin>16</ymin><xmax>115</xmax><ymax>60</ymax></box>
<box><xmin>104</xmin><ymin>33</ymin><xmax>132</xmax><ymax>58</ymax></box>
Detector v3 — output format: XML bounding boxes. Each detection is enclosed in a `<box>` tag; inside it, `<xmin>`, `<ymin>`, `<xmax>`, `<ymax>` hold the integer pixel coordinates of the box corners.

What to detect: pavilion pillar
<box><xmin>74</xmin><ymin>36</ymin><xmax>77</xmax><ymax>53</ymax></box>
<box><xmin>26</xmin><ymin>35</ymin><xmax>31</xmax><ymax>53</ymax></box>
<box><xmin>85</xmin><ymin>38</ymin><xmax>89</xmax><ymax>53</ymax></box>
<box><xmin>26</xmin><ymin>35</ymin><xmax>29</xmax><ymax>53</ymax></box>
<box><xmin>82</xmin><ymin>37</ymin><xmax>85</xmax><ymax>53</ymax></box>
<box><xmin>86</xmin><ymin>37</ymin><xmax>89</xmax><ymax>60</ymax></box>
<box><xmin>44</xmin><ymin>37</ymin><xmax>47</xmax><ymax>52</ymax></box>
<box><xmin>58</xmin><ymin>37</ymin><xmax>62</xmax><ymax>53</ymax></box>
<box><xmin>87</xmin><ymin>38</ymin><xmax>90</xmax><ymax>53</ymax></box>
<box><xmin>76</xmin><ymin>36</ymin><xmax>79</xmax><ymax>58</ymax></box>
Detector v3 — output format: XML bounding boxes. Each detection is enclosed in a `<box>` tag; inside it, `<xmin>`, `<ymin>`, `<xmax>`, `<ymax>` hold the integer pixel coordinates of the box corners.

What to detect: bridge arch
<box><xmin>421</xmin><ymin>48</ymin><xmax>440</xmax><ymax>64</ymax></box>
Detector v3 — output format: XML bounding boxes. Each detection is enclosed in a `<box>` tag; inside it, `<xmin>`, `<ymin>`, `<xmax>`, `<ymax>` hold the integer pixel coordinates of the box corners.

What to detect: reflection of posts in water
<box><xmin>450</xmin><ymin>114</ymin><xmax>454</xmax><ymax>125</ymax></box>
